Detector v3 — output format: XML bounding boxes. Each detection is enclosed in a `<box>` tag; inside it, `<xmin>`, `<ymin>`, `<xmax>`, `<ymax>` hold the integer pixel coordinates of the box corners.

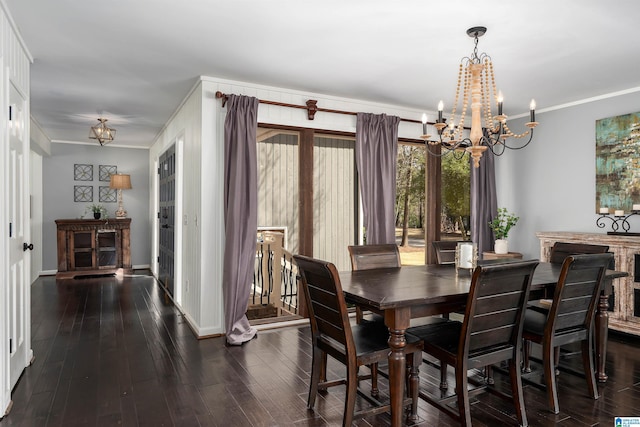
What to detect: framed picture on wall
<box><xmin>99</xmin><ymin>186</ymin><xmax>116</xmax><ymax>203</ymax></box>
<box><xmin>596</xmin><ymin>111</ymin><xmax>640</xmax><ymax>212</ymax></box>
<box><xmin>99</xmin><ymin>165</ymin><xmax>117</xmax><ymax>181</ymax></box>
<box><xmin>74</xmin><ymin>185</ymin><xmax>93</xmax><ymax>202</ymax></box>
<box><xmin>74</xmin><ymin>164</ymin><xmax>93</xmax><ymax>181</ymax></box>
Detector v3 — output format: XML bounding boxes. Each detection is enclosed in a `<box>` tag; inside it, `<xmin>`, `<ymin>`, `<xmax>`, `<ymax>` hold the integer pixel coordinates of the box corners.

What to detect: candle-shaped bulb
<box><xmin>421</xmin><ymin>113</ymin><xmax>427</xmax><ymax>134</ymax></box>
<box><xmin>529</xmin><ymin>99</ymin><xmax>536</xmax><ymax>122</ymax></box>
<box><xmin>497</xmin><ymin>91</ymin><xmax>503</xmax><ymax>115</ymax></box>
<box><xmin>437</xmin><ymin>100</ymin><xmax>443</xmax><ymax>122</ymax></box>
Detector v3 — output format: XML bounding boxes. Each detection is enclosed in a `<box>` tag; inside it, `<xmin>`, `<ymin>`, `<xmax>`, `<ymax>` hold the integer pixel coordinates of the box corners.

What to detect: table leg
<box><xmin>388</xmin><ymin>327</ymin><xmax>406</xmax><ymax>427</ymax></box>
<box><xmin>385</xmin><ymin>309</ymin><xmax>410</xmax><ymax>427</ymax></box>
<box><xmin>595</xmin><ymin>289</ymin><xmax>610</xmax><ymax>382</ymax></box>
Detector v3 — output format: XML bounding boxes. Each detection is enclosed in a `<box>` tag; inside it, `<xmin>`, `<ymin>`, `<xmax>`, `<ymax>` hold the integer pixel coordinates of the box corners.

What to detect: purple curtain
<box><xmin>355</xmin><ymin>113</ymin><xmax>401</xmax><ymax>245</ymax></box>
<box><xmin>470</xmin><ymin>139</ymin><xmax>497</xmax><ymax>255</ymax></box>
<box><xmin>222</xmin><ymin>95</ymin><xmax>259</xmax><ymax>345</ymax></box>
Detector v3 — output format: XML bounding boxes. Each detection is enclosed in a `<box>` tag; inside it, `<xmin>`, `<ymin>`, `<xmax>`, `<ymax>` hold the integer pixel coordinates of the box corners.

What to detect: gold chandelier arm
<box><xmin>501</xmin><ymin>123</ymin><xmax>531</xmax><ymax>139</ymax></box>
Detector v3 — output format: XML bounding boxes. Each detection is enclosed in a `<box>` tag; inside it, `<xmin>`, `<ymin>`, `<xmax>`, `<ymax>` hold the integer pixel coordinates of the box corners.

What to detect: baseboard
<box><xmin>39</xmin><ymin>270</ymin><xmax>57</xmax><ymax>276</ymax></box>
<box><xmin>254</xmin><ymin>318</ymin><xmax>308</xmax><ymax>331</ymax></box>
<box><xmin>133</xmin><ymin>264</ymin><xmax>150</xmax><ymax>270</ymax></box>
<box><xmin>40</xmin><ymin>265</ymin><xmax>150</xmax><ymax>278</ymax></box>
<box><xmin>182</xmin><ymin>311</ymin><xmax>224</xmax><ymax>339</ymax></box>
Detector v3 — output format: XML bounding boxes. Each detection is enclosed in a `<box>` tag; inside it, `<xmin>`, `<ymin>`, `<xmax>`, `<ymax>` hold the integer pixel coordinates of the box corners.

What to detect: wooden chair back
<box><xmin>462</xmin><ymin>260</ymin><xmax>539</xmax><ymax>363</ymax></box>
<box><xmin>409</xmin><ymin>259</ymin><xmax>539</xmax><ymax>426</ymax></box>
<box><xmin>347</xmin><ymin>244</ymin><xmax>401</xmax><ymax>271</ymax></box>
<box><xmin>294</xmin><ymin>255</ymin><xmax>354</xmax><ymax>359</ymax></box>
<box><xmin>546</xmin><ymin>253</ymin><xmax>613</xmax><ymax>342</ymax></box>
<box><xmin>294</xmin><ymin>254</ymin><xmax>423</xmax><ymax>425</ymax></box>
<box><xmin>549</xmin><ymin>242</ymin><xmax>609</xmax><ymax>264</ymax></box>
<box><xmin>432</xmin><ymin>240</ymin><xmax>463</xmax><ymax>265</ymax></box>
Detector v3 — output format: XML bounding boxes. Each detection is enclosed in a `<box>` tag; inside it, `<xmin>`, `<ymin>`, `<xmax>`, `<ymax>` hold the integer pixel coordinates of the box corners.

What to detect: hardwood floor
<box><xmin>3</xmin><ymin>271</ymin><xmax>640</xmax><ymax>426</ymax></box>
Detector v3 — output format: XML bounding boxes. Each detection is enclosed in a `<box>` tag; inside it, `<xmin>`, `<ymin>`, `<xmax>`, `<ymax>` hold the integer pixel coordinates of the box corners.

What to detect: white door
<box><xmin>8</xmin><ymin>81</ymin><xmax>30</xmax><ymax>389</ymax></box>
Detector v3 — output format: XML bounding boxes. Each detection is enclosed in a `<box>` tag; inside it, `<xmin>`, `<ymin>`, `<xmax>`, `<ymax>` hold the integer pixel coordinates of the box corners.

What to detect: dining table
<box><xmin>339</xmin><ymin>262</ymin><xmax>626</xmax><ymax>427</ymax></box>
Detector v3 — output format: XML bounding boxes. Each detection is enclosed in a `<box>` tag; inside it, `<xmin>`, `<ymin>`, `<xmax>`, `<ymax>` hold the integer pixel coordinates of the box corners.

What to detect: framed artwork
<box><xmin>99</xmin><ymin>165</ymin><xmax>117</xmax><ymax>181</ymax></box>
<box><xmin>596</xmin><ymin>111</ymin><xmax>640</xmax><ymax>212</ymax></box>
<box><xmin>99</xmin><ymin>186</ymin><xmax>116</xmax><ymax>203</ymax></box>
<box><xmin>74</xmin><ymin>164</ymin><xmax>93</xmax><ymax>181</ymax></box>
<box><xmin>74</xmin><ymin>185</ymin><xmax>93</xmax><ymax>202</ymax></box>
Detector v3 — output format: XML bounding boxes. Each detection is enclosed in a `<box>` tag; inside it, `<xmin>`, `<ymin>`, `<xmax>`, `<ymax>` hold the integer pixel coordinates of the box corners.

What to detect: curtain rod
<box><xmin>215</xmin><ymin>91</ymin><xmax>430</xmax><ymax>124</ymax></box>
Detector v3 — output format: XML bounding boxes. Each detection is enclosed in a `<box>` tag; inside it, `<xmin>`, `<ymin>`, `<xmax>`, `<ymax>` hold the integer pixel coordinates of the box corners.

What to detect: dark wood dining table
<box><xmin>339</xmin><ymin>262</ymin><xmax>626</xmax><ymax>427</ymax></box>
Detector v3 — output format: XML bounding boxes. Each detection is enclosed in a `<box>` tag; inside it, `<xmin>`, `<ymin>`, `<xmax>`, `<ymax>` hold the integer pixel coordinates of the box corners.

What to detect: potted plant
<box><xmin>488</xmin><ymin>208</ymin><xmax>519</xmax><ymax>254</ymax></box>
<box><xmin>85</xmin><ymin>203</ymin><xmax>107</xmax><ymax>220</ymax></box>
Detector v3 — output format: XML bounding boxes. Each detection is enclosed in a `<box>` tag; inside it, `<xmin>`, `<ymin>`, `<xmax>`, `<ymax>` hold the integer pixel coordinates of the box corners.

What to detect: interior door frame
<box><xmin>2</xmin><ymin>73</ymin><xmax>32</xmax><ymax>413</ymax></box>
<box><xmin>153</xmin><ymin>136</ymin><xmax>183</xmax><ymax>305</ymax></box>
<box><xmin>0</xmin><ymin>55</ymin><xmax>9</xmax><ymax>417</ymax></box>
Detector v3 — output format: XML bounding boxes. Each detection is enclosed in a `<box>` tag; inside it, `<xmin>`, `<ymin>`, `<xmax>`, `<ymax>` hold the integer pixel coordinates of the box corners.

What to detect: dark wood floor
<box><xmin>3</xmin><ymin>272</ymin><xmax>640</xmax><ymax>426</ymax></box>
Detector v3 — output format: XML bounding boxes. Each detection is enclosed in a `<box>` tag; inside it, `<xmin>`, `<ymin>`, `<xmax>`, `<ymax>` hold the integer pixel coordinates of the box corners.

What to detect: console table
<box><xmin>537</xmin><ymin>231</ymin><xmax>639</xmax><ymax>336</ymax></box>
<box><xmin>56</xmin><ymin>218</ymin><xmax>132</xmax><ymax>279</ymax></box>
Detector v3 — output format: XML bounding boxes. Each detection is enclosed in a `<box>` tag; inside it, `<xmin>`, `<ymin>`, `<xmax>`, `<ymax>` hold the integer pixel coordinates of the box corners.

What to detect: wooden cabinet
<box><xmin>56</xmin><ymin>218</ymin><xmax>132</xmax><ymax>278</ymax></box>
<box><xmin>537</xmin><ymin>231</ymin><xmax>640</xmax><ymax>336</ymax></box>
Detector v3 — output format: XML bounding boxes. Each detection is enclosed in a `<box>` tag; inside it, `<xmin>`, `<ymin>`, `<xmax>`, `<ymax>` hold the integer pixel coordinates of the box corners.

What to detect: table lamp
<box><xmin>109</xmin><ymin>173</ymin><xmax>132</xmax><ymax>218</ymax></box>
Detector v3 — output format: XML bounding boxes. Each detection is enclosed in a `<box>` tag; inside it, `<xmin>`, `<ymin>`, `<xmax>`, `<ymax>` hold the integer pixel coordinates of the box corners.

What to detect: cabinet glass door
<box><xmin>72</xmin><ymin>231</ymin><xmax>94</xmax><ymax>269</ymax></box>
<box><xmin>97</xmin><ymin>230</ymin><xmax>117</xmax><ymax>267</ymax></box>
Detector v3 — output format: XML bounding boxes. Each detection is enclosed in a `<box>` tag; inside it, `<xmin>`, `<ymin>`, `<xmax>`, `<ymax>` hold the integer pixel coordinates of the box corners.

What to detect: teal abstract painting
<box><xmin>596</xmin><ymin>111</ymin><xmax>640</xmax><ymax>212</ymax></box>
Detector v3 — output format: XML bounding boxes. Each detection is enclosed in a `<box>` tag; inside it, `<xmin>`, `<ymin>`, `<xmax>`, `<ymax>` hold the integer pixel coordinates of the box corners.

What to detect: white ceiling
<box><xmin>5</xmin><ymin>0</ymin><xmax>640</xmax><ymax>149</ymax></box>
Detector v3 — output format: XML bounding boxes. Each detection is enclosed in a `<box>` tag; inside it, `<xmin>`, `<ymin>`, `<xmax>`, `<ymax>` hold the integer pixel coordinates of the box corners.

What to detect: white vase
<box><xmin>494</xmin><ymin>239</ymin><xmax>509</xmax><ymax>254</ymax></box>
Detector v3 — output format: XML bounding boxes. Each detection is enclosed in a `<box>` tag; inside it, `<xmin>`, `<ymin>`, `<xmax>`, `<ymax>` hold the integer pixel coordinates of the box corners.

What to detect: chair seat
<box><xmin>352</xmin><ymin>321</ymin><xmax>422</xmax><ymax>357</ymax></box>
<box><xmin>407</xmin><ymin>321</ymin><xmax>461</xmax><ymax>355</ymax></box>
<box><xmin>527</xmin><ymin>299</ymin><xmax>551</xmax><ymax>313</ymax></box>
<box><xmin>524</xmin><ymin>306</ymin><xmax>591</xmax><ymax>343</ymax></box>
<box><xmin>523</xmin><ymin>308</ymin><xmax>547</xmax><ymax>336</ymax></box>
<box><xmin>358</xmin><ymin>313</ymin><xmax>385</xmax><ymax>325</ymax></box>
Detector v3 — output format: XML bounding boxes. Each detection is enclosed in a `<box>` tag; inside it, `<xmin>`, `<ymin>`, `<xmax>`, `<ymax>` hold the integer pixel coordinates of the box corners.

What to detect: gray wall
<box><xmin>495</xmin><ymin>90</ymin><xmax>640</xmax><ymax>259</ymax></box>
<box><xmin>42</xmin><ymin>143</ymin><xmax>150</xmax><ymax>270</ymax></box>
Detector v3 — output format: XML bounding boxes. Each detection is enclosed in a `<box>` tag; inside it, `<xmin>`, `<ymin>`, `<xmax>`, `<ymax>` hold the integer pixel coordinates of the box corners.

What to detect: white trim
<box><xmin>39</xmin><ymin>264</ymin><xmax>152</xmax><ymax>278</ymax></box>
<box><xmin>38</xmin><ymin>270</ymin><xmax>56</xmax><ymax>276</ymax></box>
<box><xmin>254</xmin><ymin>319</ymin><xmax>308</xmax><ymax>331</ymax></box>
<box><xmin>537</xmin><ymin>86</ymin><xmax>640</xmax><ymax>114</ymax></box>
<box><xmin>174</xmin><ymin>137</ymin><xmax>184</xmax><ymax>305</ymax></box>
<box><xmin>50</xmin><ymin>140</ymin><xmax>149</xmax><ymax>150</ymax></box>
<box><xmin>0</xmin><ymin>0</ymin><xmax>34</xmax><ymax>63</ymax></box>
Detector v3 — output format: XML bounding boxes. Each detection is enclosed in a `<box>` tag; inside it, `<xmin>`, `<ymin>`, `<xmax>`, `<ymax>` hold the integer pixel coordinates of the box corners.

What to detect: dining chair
<box><xmin>432</xmin><ymin>240</ymin><xmax>464</xmax><ymax>265</ymax></box>
<box><xmin>407</xmin><ymin>260</ymin><xmax>539</xmax><ymax>427</ymax></box>
<box><xmin>347</xmin><ymin>244</ymin><xmax>400</xmax><ymax>324</ymax></box>
<box><xmin>530</xmin><ymin>242</ymin><xmax>611</xmax><ymax>365</ymax></box>
<box><xmin>522</xmin><ymin>253</ymin><xmax>613</xmax><ymax>414</ymax></box>
<box><xmin>294</xmin><ymin>254</ymin><xmax>424</xmax><ymax>426</ymax></box>
<box><xmin>548</xmin><ymin>242</ymin><xmax>609</xmax><ymax>264</ymax></box>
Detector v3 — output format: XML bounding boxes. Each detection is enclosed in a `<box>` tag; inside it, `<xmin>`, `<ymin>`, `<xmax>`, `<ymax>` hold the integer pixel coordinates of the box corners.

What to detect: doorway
<box><xmin>8</xmin><ymin>81</ymin><xmax>31</xmax><ymax>389</ymax></box>
<box><xmin>158</xmin><ymin>145</ymin><xmax>176</xmax><ymax>297</ymax></box>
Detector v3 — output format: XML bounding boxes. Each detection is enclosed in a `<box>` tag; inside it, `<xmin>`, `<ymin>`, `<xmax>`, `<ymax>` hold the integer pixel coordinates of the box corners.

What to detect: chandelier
<box><xmin>89</xmin><ymin>118</ymin><xmax>116</xmax><ymax>146</ymax></box>
<box><xmin>421</xmin><ymin>26</ymin><xmax>538</xmax><ymax>167</ymax></box>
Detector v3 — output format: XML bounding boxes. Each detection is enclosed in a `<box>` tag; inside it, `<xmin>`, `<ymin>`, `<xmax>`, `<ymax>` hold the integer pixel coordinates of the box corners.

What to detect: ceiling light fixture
<box><xmin>421</xmin><ymin>26</ymin><xmax>539</xmax><ymax>167</ymax></box>
<box><xmin>89</xmin><ymin>118</ymin><xmax>116</xmax><ymax>146</ymax></box>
